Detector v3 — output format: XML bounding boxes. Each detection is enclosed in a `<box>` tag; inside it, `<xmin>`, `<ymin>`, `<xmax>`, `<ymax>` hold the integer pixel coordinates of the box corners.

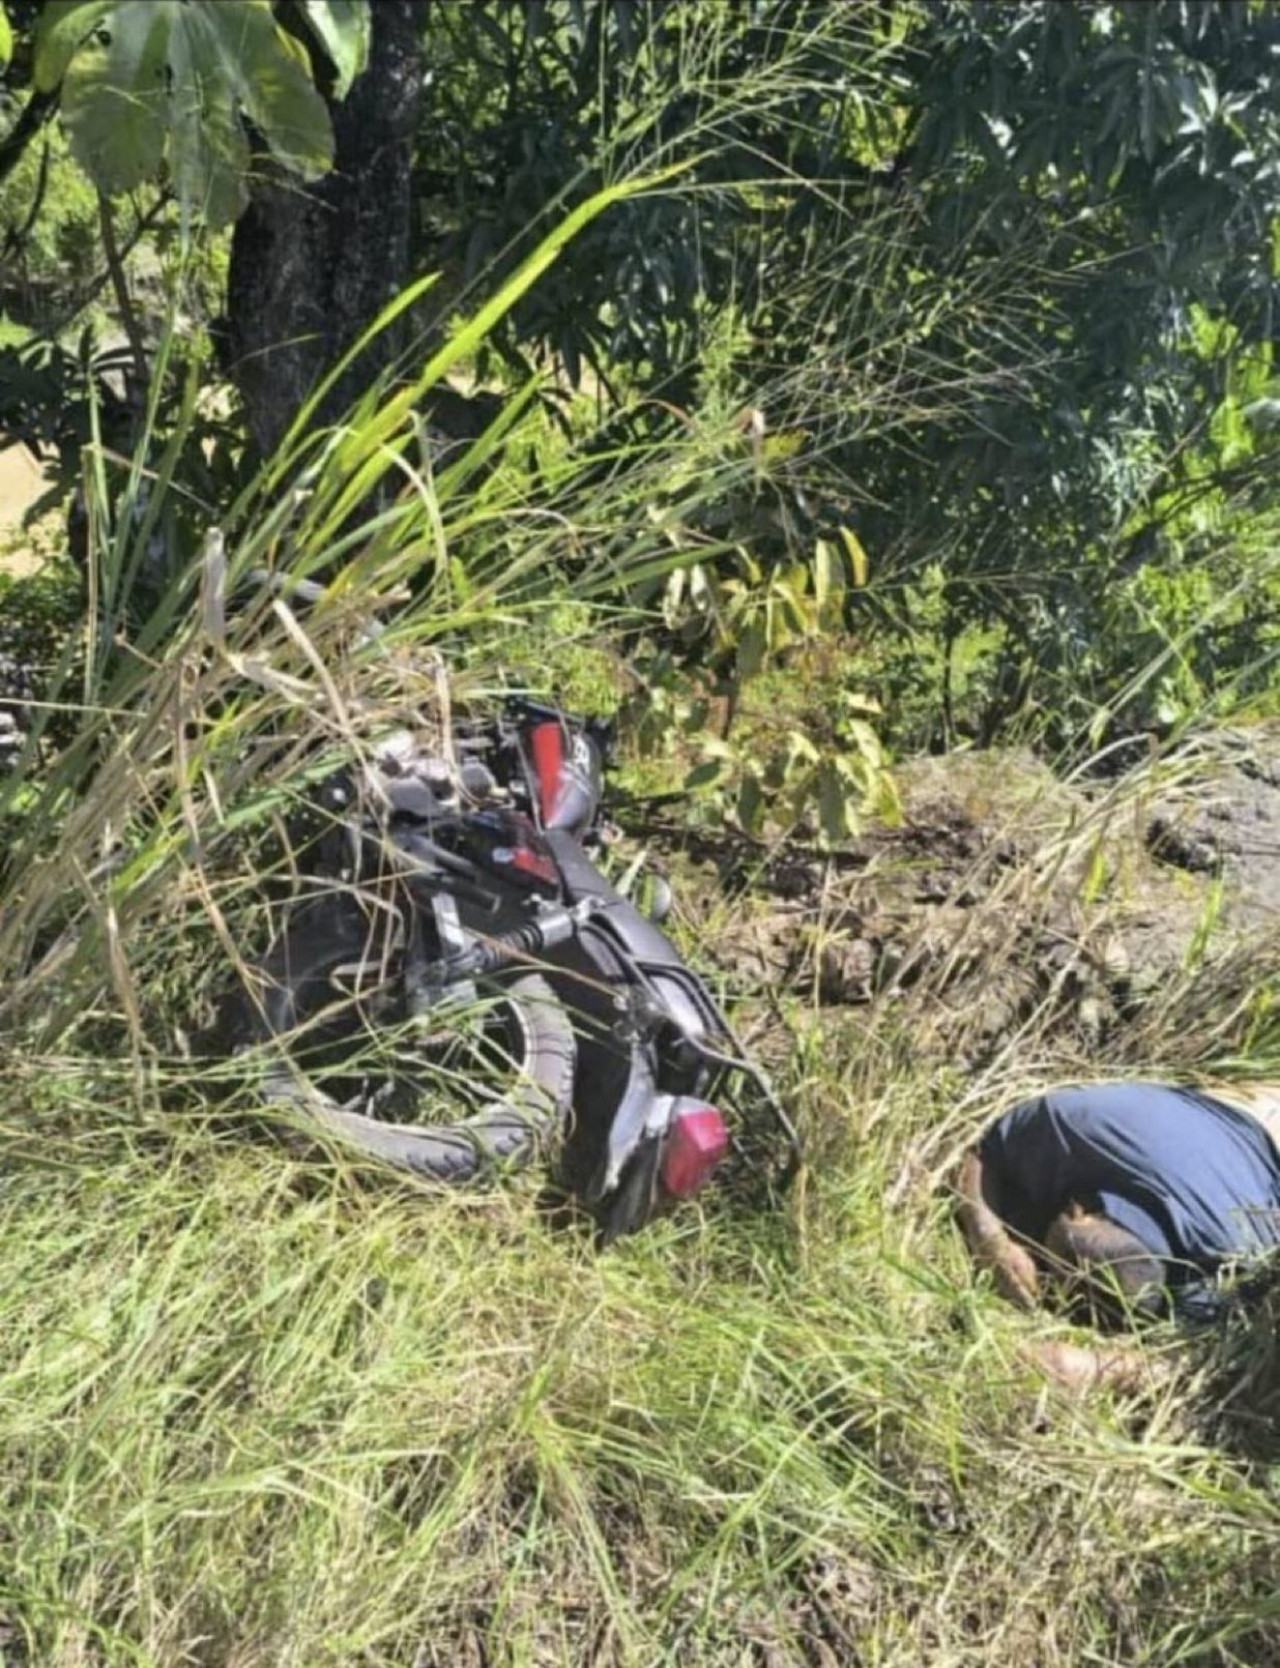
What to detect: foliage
<box><xmin>294</xmin><ymin>0</ymin><xmax>370</xmax><ymax>101</ymax></box>
<box><xmin>0</xmin><ymin>129</ymin><xmax>102</xmax><ymax>313</ymax></box>
<box><xmin>624</xmin><ymin>535</ymin><xmax>894</xmax><ymax>844</ymax></box>
<box><xmin>0</xmin><ymin>329</ymin><xmax>134</xmax><ymax>479</ymax></box>
<box><xmin>1</xmin><ymin>64</ymin><xmax>111</xmax><ymax>356</ymax></box>
<box><xmin>7</xmin><ymin>670</ymin><xmax>1280</xmax><ymax>1660</ymax></box>
<box><xmin>0</xmin><ymin>1053</ymin><xmax>1275</xmax><ymax>1667</ymax></box>
<box><xmin>0</xmin><ymin>547</ymin><xmax>83</xmax><ymax>756</ymax></box>
<box><xmin>29</xmin><ymin>0</ymin><xmax>367</xmax><ymax>225</ymax></box>
<box><xmin>395</xmin><ymin>1</ymin><xmax>1280</xmax><ymax>753</ymax></box>
<box><xmin>5</xmin><ymin>0</ymin><xmax>1280</xmax><ymax>762</ymax></box>
<box><xmin>415</xmin><ymin>0</ymin><xmax>886</xmax><ymax>394</ymax></box>
<box><xmin>833</xmin><ymin>0</ymin><xmax>1280</xmax><ymax>744</ymax></box>
<box><xmin>634</xmin><ymin>659</ymin><xmax>895</xmax><ymax>846</ymax></box>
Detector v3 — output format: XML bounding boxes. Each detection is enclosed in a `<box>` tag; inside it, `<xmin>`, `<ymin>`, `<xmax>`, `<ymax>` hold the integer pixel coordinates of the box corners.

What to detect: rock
<box><xmin>816</xmin><ymin>937</ymin><xmax>876</xmax><ymax>1002</ymax></box>
<box><xmin>1147</xmin><ymin>814</ymin><xmax>1219</xmax><ymax>874</ymax></box>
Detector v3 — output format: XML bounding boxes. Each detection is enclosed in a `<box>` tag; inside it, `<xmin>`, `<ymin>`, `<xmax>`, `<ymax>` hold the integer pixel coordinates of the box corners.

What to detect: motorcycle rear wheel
<box><xmin>249</xmin><ymin>894</ymin><xmax>576</xmax><ymax>1183</ymax></box>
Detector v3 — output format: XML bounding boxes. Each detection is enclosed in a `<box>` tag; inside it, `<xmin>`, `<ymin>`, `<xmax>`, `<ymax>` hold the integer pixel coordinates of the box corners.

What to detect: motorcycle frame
<box><xmin>316</xmin><ymin>700</ymin><xmax>800</xmax><ymax>1227</ymax></box>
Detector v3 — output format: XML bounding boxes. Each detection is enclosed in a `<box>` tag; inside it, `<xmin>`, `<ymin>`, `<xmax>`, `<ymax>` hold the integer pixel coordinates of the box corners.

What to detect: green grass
<box><xmin>5</xmin><ymin>936</ymin><xmax>1280</xmax><ymax>1666</ymax></box>
<box><xmin>8</xmin><ymin>729</ymin><xmax>1280</xmax><ymax>1664</ymax></box>
<box><xmin>6</xmin><ymin>718</ymin><xmax>1280</xmax><ymax>1658</ymax></box>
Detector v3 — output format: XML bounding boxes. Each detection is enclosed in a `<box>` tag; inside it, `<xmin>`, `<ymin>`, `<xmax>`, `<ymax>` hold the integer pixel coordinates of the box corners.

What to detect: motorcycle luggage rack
<box><xmin>613</xmin><ymin>954</ymin><xmax>803</xmax><ymax>1187</ymax></box>
<box><xmin>684</xmin><ymin>1031</ymin><xmax>803</xmax><ymax>1185</ymax></box>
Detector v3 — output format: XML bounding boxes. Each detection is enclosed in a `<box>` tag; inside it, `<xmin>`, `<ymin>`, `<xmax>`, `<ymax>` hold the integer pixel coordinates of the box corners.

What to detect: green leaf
<box><xmin>735</xmin><ymin>622</ymin><xmax>765</xmax><ymax>679</ymax></box>
<box><xmin>288</xmin><ymin>160</ymin><xmax>692</xmax><ymax>482</ymax></box>
<box><xmin>760</xmin><ymin>428</ymin><xmax>807</xmax><ymax>463</ymax></box>
<box><xmin>813</xmin><ymin>538</ymin><xmax>847</xmax><ymax>626</ymax></box>
<box><xmin>817</xmin><ymin>760</ymin><xmax>853</xmax><ymax>846</ymax></box>
<box><xmin>48</xmin><ymin>0</ymin><xmax>334</xmax><ymax>225</ymax></box>
<box><xmin>786</xmin><ymin>729</ymin><xmax>820</xmax><ymax>765</ymax></box>
<box><xmin>839</xmin><ymin>525</ymin><xmax>870</xmax><ymax>587</ymax></box>
<box><xmin>685</xmin><ymin>758</ymin><xmax>727</xmax><ymax>792</ymax></box>
<box><xmin>1243</xmin><ymin>396</ymin><xmax>1280</xmax><ymax>433</ymax></box>
<box><xmin>0</xmin><ymin>7</ymin><xmax>13</xmax><ymax>71</ymax></box>
<box><xmin>190</xmin><ymin>3</ymin><xmax>333</xmax><ymax>181</ymax></box>
<box><xmin>33</xmin><ymin>1</ymin><xmax>114</xmax><ymax>91</ymax></box>
<box><xmin>61</xmin><ymin>1</ymin><xmax>170</xmax><ymax>196</ymax></box>
<box><xmin>1210</xmin><ymin>394</ymin><xmax>1253</xmax><ymax>469</ymax></box>
<box><xmin>736</xmin><ymin>772</ymin><xmax>764</xmax><ymax>834</ymax></box>
<box><xmin>167</xmin><ymin>13</ymin><xmax>252</xmax><ymax>226</ymax></box>
<box><xmin>297</xmin><ymin>0</ymin><xmax>371</xmax><ymax>101</ymax></box>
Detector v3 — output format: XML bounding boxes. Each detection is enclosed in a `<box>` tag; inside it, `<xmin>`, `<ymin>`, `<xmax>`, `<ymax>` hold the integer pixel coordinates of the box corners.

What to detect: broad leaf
<box><xmin>298</xmin><ymin>0</ymin><xmax>371</xmax><ymax>99</ymax></box>
<box><xmin>42</xmin><ymin>0</ymin><xmax>336</xmax><ymax>226</ymax></box>
<box><xmin>0</xmin><ymin>6</ymin><xmax>12</xmax><ymax>72</ymax></box>
<box><xmin>60</xmin><ymin>1</ymin><xmax>169</xmax><ymax>196</ymax></box>
<box><xmin>193</xmin><ymin>2</ymin><xmax>333</xmax><ymax>181</ymax></box>
<box><xmin>167</xmin><ymin>11</ymin><xmax>253</xmax><ymax>227</ymax></box>
<box><xmin>839</xmin><ymin>526</ymin><xmax>869</xmax><ymax>588</ymax></box>
<box><xmin>33</xmin><ymin>1</ymin><xmax>115</xmax><ymax>91</ymax></box>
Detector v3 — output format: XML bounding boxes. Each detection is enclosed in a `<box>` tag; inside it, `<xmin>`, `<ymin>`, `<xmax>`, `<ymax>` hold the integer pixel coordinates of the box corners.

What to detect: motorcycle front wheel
<box><xmin>247</xmin><ymin>892</ymin><xmax>577</xmax><ymax>1184</ymax></box>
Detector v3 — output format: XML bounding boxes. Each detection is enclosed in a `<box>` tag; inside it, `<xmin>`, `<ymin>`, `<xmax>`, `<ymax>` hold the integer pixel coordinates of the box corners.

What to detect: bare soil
<box><xmin>0</xmin><ymin>440</ymin><xmax>48</xmax><ymax>574</ymax></box>
<box><xmin>662</xmin><ymin>733</ymin><xmax>1280</xmax><ymax>1070</ymax></box>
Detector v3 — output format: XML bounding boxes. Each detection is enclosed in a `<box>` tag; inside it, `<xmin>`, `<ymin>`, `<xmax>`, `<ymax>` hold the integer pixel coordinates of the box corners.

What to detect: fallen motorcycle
<box><xmin>240</xmin><ymin>697</ymin><xmax>799</xmax><ymax>1242</ymax></box>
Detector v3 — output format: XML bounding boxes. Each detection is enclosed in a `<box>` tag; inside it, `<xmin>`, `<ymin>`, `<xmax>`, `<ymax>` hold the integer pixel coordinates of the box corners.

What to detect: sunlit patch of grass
<box><xmin>7</xmin><ymin>739</ymin><xmax>1280</xmax><ymax>1664</ymax></box>
<box><xmin>6</xmin><ymin>941</ymin><xmax>1280</xmax><ymax>1666</ymax></box>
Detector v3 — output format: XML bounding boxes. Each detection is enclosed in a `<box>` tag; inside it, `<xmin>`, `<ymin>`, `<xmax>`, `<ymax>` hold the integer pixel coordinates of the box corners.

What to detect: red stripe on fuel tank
<box><xmin>530</xmin><ymin>721</ymin><xmax>565</xmax><ymax>825</ymax></box>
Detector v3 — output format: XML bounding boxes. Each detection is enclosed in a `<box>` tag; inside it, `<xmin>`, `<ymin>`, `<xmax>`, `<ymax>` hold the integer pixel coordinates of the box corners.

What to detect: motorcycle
<box><xmin>243</xmin><ymin>696</ymin><xmax>800</xmax><ymax>1242</ymax></box>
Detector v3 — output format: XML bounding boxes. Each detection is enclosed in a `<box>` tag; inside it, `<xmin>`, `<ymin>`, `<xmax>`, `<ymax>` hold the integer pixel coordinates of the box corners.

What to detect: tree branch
<box><xmin>0</xmin><ymin>88</ymin><xmax>57</xmax><ymax>190</ymax></box>
<box><xmin>96</xmin><ymin>191</ymin><xmax>149</xmax><ymax>395</ymax></box>
<box><xmin>45</xmin><ymin>192</ymin><xmax>172</xmax><ymax>337</ymax></box>
<box><xmin>2</xmin><ymin>134</ymin><xmax>51</xmax><ymax>263</ymax></box>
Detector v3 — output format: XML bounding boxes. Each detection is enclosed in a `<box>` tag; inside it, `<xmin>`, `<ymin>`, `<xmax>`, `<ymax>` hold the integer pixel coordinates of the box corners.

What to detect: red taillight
<box><xmin>660</xmin><ymin>1105</ymin><xmax>730</xmax><ymax>1199</ymax></box>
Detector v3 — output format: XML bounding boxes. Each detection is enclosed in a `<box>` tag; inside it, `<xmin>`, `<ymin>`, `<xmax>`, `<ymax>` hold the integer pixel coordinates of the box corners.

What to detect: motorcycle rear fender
<box><xmin>640</xmin><ymin>965</ymin><xmax>725</xmax><ymax>1049</ymax></box>
<box><xmin>584</xmin><ymin>1040</ymin><xmax>668</xmax><ymax>1202</ymax></box>
<box><xmin>540</xmin><ymin>829</ymin><xmax>730</xmax><ymax>1053</ymax></box>
<box><xmin>543</xmin><ymin>829</ymin><xmax>670</xmax><ymax>950</ymax></box>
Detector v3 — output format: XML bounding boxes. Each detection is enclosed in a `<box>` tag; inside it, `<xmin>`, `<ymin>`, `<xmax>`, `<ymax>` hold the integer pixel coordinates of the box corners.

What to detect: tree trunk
<box><xmin>225</xmin><ymin>1</ymin><xmax>427</xmax><ymax>460</ymax></box>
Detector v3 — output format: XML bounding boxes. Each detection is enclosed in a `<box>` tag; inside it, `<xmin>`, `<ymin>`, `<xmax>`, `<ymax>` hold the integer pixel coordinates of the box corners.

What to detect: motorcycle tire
<box><xmin>249</xmin><ymin>894</ymin><xmax>577</xmax><ymax>1184</ymax></box>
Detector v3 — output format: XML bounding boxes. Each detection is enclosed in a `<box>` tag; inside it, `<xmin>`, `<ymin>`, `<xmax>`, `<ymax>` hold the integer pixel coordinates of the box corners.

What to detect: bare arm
<box><xmin>954</xmin><ymin>1148</ymin><xmax>1041</xmax><ymax>1311</ymax></box>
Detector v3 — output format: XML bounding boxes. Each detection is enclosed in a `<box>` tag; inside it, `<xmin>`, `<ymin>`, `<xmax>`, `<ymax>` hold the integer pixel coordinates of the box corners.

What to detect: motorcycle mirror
<box><xmin>642</xmin><ymin>873</ymin><xmax>673</xmax><ymax>925</ymax></box>
<box><xmin>615</xmin><ymin>856</ymin><xmax>673</xmax><ymax>925</ymax></box>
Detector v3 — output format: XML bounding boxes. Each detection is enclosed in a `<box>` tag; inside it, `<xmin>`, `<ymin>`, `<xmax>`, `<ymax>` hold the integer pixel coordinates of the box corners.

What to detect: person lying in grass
<box><xmin>956</xmin><ymin>1081</ymin><xmax>1280</xmax><ymax>1389</ymax></box>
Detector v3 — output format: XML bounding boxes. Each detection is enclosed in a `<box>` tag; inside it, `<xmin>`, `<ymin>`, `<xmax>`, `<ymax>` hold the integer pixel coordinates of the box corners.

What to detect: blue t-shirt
<box><xmin>979</xmin><ymin>1083</ymin><xmax>1280</xmax><ymax>1316</ymax></box>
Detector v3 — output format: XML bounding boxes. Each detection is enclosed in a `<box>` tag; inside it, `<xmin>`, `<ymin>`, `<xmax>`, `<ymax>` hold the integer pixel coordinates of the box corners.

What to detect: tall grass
<box><xmin>7</xmin><ymin>814</ymin><xmax>1280</xmax><ymax>1664</ymax></box>
<box><xmin>5</xmin><ymin>11</ymin><xmax>1280</xmax><ymax>1664</ymax></box>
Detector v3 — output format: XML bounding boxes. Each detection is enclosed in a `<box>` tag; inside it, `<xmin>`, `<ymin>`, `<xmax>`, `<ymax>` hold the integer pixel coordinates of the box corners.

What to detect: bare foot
<box><xmin>1022</xmin><ymin>1338</ymin><xmax>1174</xmax><ymax>1395</ymax></box>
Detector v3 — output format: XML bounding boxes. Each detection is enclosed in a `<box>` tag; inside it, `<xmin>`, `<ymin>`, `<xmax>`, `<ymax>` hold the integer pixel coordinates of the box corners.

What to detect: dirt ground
<box><xmin>666</xmin><ymin>732</ymin><xmax>1280</xmax><ymax>1075</ymax></box>
<box><xmin>0</xmin><ymin>440</ymin><xmax>48</xmax><ymax>576</ymax></box>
